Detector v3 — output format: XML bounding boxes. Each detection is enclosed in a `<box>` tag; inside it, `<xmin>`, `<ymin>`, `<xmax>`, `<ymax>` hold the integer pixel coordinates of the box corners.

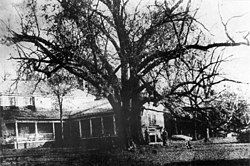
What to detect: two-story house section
<box><xmin>0</xmin><ymin>80</ymin><xmax>60</xmax><ymax>149</ymax></box>
<box><xmin>0</xmin><ymin>81</ymin><xmax>52</xmax><ymax>110</ymax></box>
<box><xmin>141</xmin><ymin>103</ymin><xmax>165</xmax><ymax>144</ymax></box>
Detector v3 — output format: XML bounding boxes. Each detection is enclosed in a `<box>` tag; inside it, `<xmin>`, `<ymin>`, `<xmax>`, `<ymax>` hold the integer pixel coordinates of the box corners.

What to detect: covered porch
<box><xmin>3</xmin><ymin>119</ymin><xmax>63</xmax><ymax>149</ymax></box>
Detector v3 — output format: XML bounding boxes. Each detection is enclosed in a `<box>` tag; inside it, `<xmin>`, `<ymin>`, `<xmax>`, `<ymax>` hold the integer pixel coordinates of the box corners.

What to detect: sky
<box><xmin>0</xmin><ymin>0</ymin><xmax>250</xmax><ymax>97</ymax></box>
<box><xmin>195</xmin><ymin>0</ymin><xmax>250</xmax><ymax>98</ymax></box>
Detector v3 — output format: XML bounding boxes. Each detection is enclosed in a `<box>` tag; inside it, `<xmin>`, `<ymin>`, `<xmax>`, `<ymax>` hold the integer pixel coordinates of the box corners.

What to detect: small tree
<box><xmin>41</xmin><ymin>70</ymin><xmax>77</xmax><ymax>140</ymax></box>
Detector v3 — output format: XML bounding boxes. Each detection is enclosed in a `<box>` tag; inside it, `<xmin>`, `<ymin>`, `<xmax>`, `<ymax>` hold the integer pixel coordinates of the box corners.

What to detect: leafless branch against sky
<box><xmin>0</xmin><ymin>0</ymin><xmax>250</xmax><ymax>96</ymax></box>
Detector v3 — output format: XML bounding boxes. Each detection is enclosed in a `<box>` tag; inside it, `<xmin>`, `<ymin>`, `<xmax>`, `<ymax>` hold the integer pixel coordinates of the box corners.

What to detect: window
<box><xmin>37</xmin><ymin>123</ymin><xmax>54</xmax><ymax>140</ymax></box>
<box><xmin>148</xmin><ymin>114</ymin><xmax>151</xmax><ymax>125</ymax></box>
<box><xmin>148</xmin><ymin>114</ymin><xmax>156</xmax><ymax>126</ymax></box>
<box><xmin>81</xmin><ymin>119</ymin><xmax>91</xmax><ymax>138</ymax></box>
<box><xmin>152</xmin><ymin>114</ymin><xmax>156</xmax><ymax>125</ymax></box>
<box><xmin>18</xmin><ymin>123</ymin><xmax>35</xmax><ymax>135</ymax></box>
<box><xmin>5</xmin><ymin>123</ymin><xmax>15</xmax><ymax>137</ymax></box>
<box><xmin>91</xmin><ymin>118</ymin><xmax>102</xmax><ymax>137</ymax></box>
<box><xmin>103</xmin><ymin>116</ymin><xmax>114</xmax><ymax>136</ymax></box>
<box><xmin>37</xmin><ymin>123</ymin><xmax>53</xmax><ymax>133</ymax></box>
<box><xmin>71</xmin><ymin>121</ymin><xmax>80</xmax><ymax>138</ymax></box>
<box><xmin>9</xmin><ymin>97</ymin><xmax>16</xmax><ymax>106</ymax></box>
<box><xmin>24</xmin><ymin>97</ymin><xmax>34</xmax><ymax>106</ymax></box>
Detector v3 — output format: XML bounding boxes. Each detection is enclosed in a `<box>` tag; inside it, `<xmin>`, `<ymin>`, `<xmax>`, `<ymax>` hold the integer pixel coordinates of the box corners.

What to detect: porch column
<box><xmin>79</xmin><ymin>120</ymin><xmax>82</xmax><ymax>138</ymax></box>
<box><xmin>52</xmin><ymin>122</ymin><xmax>55</xmax><ymax>140</ymax></box>
<box><xmin>113</xmin><ymin>115</ymin><xmax>116</xmax><ymax>135</ymax></box>
<box><xmin>15</xmin><ymin>121</ymin><xmax>18</xmax><ymax>149</ymax></box>
<box><xmin>35</xmin><ymin>122</ymin><xmax>38</xmax><ymax>139</ymax></box>
<box><xmin>101</xmin><ymin>117</ymin><xmax>104</xmax><ymax>135</ymax></box>
<box><xmin>90</xmin><ymin>119</ymin><xmax>92</xmax><ymax>137</ymax></box>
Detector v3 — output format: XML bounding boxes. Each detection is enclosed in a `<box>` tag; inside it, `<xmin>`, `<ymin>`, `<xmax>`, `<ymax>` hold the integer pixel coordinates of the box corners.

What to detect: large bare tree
<box><xmin>2</xmin><ymin>0</ymin><xmax>249</xmax><ymax>147</ymax></box>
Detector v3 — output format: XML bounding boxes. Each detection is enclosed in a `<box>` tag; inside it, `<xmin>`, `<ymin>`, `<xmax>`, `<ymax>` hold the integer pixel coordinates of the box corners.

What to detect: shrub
<box><xmin>237</xmin><ymin>130</ymin><xmax>250</xmax><ymax>143</ymax></box>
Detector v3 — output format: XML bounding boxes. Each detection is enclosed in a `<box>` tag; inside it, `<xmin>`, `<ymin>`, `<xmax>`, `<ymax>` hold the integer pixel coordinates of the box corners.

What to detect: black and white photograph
<box><xmin>0</xmin><ymin>0</ymin><xmax>250</xmax><ymax>165</ymax></box>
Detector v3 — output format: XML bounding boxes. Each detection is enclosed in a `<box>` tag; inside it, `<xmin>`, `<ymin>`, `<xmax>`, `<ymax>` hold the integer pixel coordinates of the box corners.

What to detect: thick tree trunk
<box><xmin>129</xmin><ymin>74</ymin><xmax>144</xmax><ymax>145</ymax></box>
<box><xmin>130</xmin><ymin>110</ymin><xmax>144</xmax><ymax>144</ymax></box>
<box><xmin>122</xmin><ymin>99</ymin><xmax>133</xmax><ymax>148</ymax></box>
<box><xmin>107</xmin><ymin>94</ymin><xmax>128</xmax><ymax>148</ymax></box>
<box><xmin>116</xmin><ymin>99</ymin><xmax>144</xmax><ymax>148</ymax></box>
<box><xmin>108</xmin><ymin>75</ymin><xmax>144</xmax><ymax>147</ymax></box>
<box><xmin>116</xmin><ymin>107</ymin><xmax>128</xmax><ymax>148</ymax></box>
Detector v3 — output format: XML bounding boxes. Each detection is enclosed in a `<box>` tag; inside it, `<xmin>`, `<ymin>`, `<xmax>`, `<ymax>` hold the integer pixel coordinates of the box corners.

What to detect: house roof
<box><xmin>1</xmin><ymin>107</ymin><xmax>70</xmax><ymax>121</ymax></box>
<box><xmin>69</xmin><ymin>99</ymin><xmax>113</xmax><ymax>119</ymax></box>
<box><xmin>1</xmin><ymin>98</ymin><xmax>113</xmax><ymax>121</ymax></box>
<box><xmin>0</xmin><ymin>80</ymin><xmax>113</xmax><ymax>121</ymax></box>
<box><xmin>143</xmin><ymin>102</ymin><xmax>166</xmax><ymax>113</ymax></box>
<box><xmin>1</xmin><ymin>88</ymin><xmax>166</xmax><ymax>121</ymax></box>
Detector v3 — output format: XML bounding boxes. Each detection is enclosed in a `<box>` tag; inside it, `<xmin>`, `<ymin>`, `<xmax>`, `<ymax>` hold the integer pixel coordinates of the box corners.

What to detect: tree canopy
<box><xmin>2</xmin><ymin>0</ymin><xmax>250</xmax><ymax>146</ymax></box>
<box><xmin>211</xmin><ymin>90</ymin><xmax>250</xmax><ymax>132</ymax></box>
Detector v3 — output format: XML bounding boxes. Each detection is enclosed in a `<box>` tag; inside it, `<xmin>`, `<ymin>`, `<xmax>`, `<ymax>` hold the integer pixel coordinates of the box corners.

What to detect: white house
<box><xmin>0</xmin><ymin>81</ymin><xmax>52</xmax><ymax>110</ymax></box>
<box><xmin>0</xmin><ymin>80</ymin><xmax>166</xmax><ymax>149</ymax></box>
<box><xmin>141</xmin><ymin>103</ymin><xmax>165</xmax><ymax>144</ymax></box>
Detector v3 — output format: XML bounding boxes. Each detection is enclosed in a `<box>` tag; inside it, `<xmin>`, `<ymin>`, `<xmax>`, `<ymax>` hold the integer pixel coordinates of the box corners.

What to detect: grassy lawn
<box><xmin>1</xmin><ymin>138</ymin><xmax>249</xmax><ymax>165</ymax></box>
